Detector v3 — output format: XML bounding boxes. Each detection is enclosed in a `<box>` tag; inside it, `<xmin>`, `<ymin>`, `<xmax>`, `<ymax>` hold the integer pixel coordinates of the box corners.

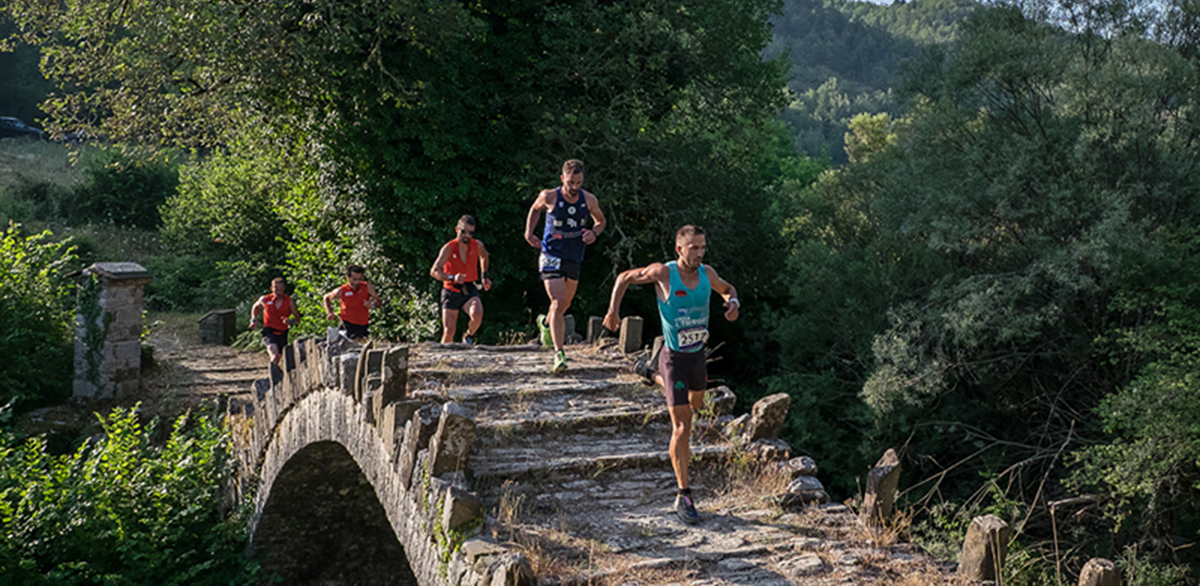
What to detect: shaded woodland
<box><xmin>1</xmin><ymin>0</ymin><xmax>1198</xmax><ymax>583</ymax></box>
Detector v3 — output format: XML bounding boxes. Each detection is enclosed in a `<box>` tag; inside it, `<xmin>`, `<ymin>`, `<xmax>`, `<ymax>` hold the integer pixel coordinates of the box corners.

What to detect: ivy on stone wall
<box><xmin>76</xmin><ymin>272</ymin><xmax>111</xmax><ymax>388</ymax></box>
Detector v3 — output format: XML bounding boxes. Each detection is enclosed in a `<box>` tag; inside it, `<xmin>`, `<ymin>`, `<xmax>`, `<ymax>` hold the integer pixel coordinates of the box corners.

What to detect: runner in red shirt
<box><xmin>250</xmin><ymin>277</ymin><xmax>302</xmax><ymax>365</ymax></box>
<box><xmin>322</xmin><ymin>265</ymin><xmax>380</xmax><ymax>341</ymax></box>
<box><xmin>430</xmin><ymin>215</ymin><xmax>492</xmax><ymax>344</ymax></box>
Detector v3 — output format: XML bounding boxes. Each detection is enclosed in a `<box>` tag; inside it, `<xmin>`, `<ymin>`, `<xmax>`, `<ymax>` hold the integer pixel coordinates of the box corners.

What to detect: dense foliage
<box><xmin>2</xmin><ymin>0</ymin><xmax>796</xmax><ymax>344</ymax></box>
<box><xmin>769</xmin><ymin>0</ymin><xmax>978</xmax><ymax>160</ymax></box>
<box><xmin>0</xmin><ymin>406</ymin><xmax>258</xmax><ymax>584</ymax></box>
<box><xmin>765</xmin><ymin>0</ymin><xmax>1200</xmax><ymax>580</ymax></box>
<box><xmin>8</xmin><ymin>0</ymin><xmax>1200</xmax><ymax>581</ymax></box>
<box><xmin>0</xmin><ymin>224</ymin><xmax>76</xmax><ymax>409</ymax></box>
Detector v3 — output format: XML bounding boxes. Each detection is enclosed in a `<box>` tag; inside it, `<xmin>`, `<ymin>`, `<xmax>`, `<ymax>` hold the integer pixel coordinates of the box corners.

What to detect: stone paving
<box><xmin>407</xmin><ymin>341</ymin><xmax>962</xmax><ymax>585</ymax></box>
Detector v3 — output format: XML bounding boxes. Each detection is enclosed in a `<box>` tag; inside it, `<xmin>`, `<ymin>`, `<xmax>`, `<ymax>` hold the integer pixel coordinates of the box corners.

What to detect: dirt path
<box><xmin>131</xmin><ymin>328</ymin><xmax>265</xmax><ymax>419</ymax></box>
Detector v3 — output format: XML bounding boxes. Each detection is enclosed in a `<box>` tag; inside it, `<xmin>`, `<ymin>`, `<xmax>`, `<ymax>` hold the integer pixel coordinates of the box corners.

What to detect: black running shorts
<box><xmin>538</xmin><ymin>252</ymin><xmax>582</xmax><ymax>281</ymax></box>
<box><xmin>659</xmin><ymin>347</ymin><xmax>707</xmax><ymax>407</ymax></box>
<box><xmin>261</xmin><ymin>327</ymin><xmax>288</xmax><ymax>349</ymax></box>
<box><xmin>340</xmin><ymin>320</ymin><xmax>369</xmax><ymax>340</ymax></box>
<box><xmin>440</xmin><ymin>283</ymin><xmax>480</xmax><ymax>311</ymax></box>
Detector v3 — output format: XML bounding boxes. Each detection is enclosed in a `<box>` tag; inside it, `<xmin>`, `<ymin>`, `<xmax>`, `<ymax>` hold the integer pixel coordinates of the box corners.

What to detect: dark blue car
<box><xmin>0</xmin><ymin>117</ymin><xmax>47</xmax><ymax>140</ymax></box>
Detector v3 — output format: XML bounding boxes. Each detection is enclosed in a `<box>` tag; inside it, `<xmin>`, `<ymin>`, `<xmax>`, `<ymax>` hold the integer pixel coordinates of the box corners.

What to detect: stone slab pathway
<box><xmin>406</xmin><ymin>342</ymin><xmax>960</xmax><ymax>585</ymax></box>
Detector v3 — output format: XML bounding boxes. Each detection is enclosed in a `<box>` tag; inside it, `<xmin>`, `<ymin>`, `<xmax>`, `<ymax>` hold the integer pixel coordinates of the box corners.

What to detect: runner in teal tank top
<box><xmin>658</xmin><ymin>261</ymin><xmax>711</xmax><ymax>353</ymax></box>
<box><xmin>603</xmin><ymin>225</ymin><xmax>740</xmax><ymax>525</ymax></box>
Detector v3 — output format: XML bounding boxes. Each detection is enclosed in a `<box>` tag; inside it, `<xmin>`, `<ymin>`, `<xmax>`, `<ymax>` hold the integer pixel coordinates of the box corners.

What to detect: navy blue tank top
<box><xmin>540</xmin><ymin>187</ymin><xmax>590</xmax><ymax>263</ymax></box>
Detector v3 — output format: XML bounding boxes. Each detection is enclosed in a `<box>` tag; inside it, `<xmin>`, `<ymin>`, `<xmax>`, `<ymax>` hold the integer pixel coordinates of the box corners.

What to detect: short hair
<box><xmin>346</xmin><ymin>265</ymin><xmax>366</xmax><ymax>278</ymax></box>
<box><xmin>271</xmin><ymin>277</ymin><xmax>285</xmax><ymax>286</ymax></box>
<box><xmin>562</xmin><ymin>159</ymin><xmax>584</xmax><ymax>175</ymax></box>
<box><xmin>458</xmin><ymin>215</ymin><xmax>477</xmax><ymax>228</ymax></box>
<box><xmin>675</xmin><ymin>225</ymin><xmax>705</xmax><ymax>247</ymax></box>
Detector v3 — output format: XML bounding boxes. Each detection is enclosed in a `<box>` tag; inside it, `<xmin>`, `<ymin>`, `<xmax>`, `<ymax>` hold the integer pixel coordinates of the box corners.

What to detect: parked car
<box><xmin>0</xmin><ymin>117</ymin><xmax>47</xmax><ymax>140</ymax></box>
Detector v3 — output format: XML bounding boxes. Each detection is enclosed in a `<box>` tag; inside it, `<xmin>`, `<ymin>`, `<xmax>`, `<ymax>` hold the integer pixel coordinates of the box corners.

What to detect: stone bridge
<box><xmin>227</xmin><ymin>331</ymin><xmax>951</xmax><ymax>585</ymax></box>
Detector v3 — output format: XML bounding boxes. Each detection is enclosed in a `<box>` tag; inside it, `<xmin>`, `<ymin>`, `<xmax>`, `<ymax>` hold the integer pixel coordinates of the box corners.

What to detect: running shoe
<box><xmin>537</xmin><ymin>314</ymin><xmax>553</xmax><ymax>348</ymax></box>
<box><xmin>552</xmin><ymin>350</ymin><xmax>568</xmax><ymax>373</ymax></box>
<box><xmin>463</xmin><ymin>334</ymin><xmax>476</xmax><ymax>345</ymax></box>
<box><xmin>675</xmin><ymin>493</ymin><xmax>700</xmax><ymax>524</ymax></box>
<box><xmin>633</xmin><ymin>356</ymin><xmax>657</xmax><ymax>385</ymax></box>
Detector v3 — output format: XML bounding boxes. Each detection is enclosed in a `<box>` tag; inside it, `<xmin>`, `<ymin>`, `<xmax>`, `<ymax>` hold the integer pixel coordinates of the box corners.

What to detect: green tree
<box><xmin>767</xmin><ymin>0</ymin><xmax>1200</xmax><ymax>577</ymax></box>
<box><xmin>0</xmin><ymin>224</ymin><xmax>77</xmax><ymax>409</ymax></box>
<box><xmin>4</xmin><ymin>0</ymin><xmax>792</xmax><ymax>343</ymax></box>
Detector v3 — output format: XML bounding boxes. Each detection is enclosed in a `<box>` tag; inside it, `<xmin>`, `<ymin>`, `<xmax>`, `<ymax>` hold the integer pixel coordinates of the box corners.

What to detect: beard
<box><xmin>678</xmin><ymin>257</ymin><xmax>703</xmax><ymax>272</ymax></box>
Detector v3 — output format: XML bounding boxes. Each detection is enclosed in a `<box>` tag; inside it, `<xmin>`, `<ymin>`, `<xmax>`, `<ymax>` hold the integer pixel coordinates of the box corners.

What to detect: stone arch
<box><xmin>252</xmin><ymin>440</ymin><xmax>417</xmax><ymax>585</ymax></box>
<box><xmin>230</xmin><ymin>339</ymin><xmax>530</xmax><ymax>586</ymax></box>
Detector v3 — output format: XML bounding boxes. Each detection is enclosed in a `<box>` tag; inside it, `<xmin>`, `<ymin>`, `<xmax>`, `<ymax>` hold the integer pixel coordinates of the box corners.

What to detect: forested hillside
<box><xmin>770</xmin><ymin>0</ymin><xmax>978</xmax><ymax>160</ymax></box>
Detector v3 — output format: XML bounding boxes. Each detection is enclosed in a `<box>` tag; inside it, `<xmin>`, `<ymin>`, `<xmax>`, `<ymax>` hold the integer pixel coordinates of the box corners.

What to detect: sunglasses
<box><xmin>458</xmin><ymin>228</ymin><xmax>474</xmax><ymax>236</ymax></box>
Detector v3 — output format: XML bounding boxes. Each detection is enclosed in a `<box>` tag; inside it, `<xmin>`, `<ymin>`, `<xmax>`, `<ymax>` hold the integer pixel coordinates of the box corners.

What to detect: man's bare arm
<box><xmin>250</xmin><ymin>297</ymin><xmax>264</xmax><ymax>328</ymax></box>
<box><xmin>706</xmin><ymin>265</ymin><xmax>740</xmax><ymax>322</ymax></box>
<box><xmin>525</xmin><ymin>191</ymin><xmax>551</xmax><ymax>249</ymax></box>
<box><xmin>430</xmin><ymin>245</ymin><xmax>456</xmax><ymax>283</ymax></box>
<box><xmin>604</xmin><ymin>264</ymin><xmax>665</xmax><ymax>331</ymax></box>
<box><xmin>584</xmin><ymin>192</ymin><xmax>606</xmax><ymax>244</ymax></box>
<box><xmin>323</xmin><ymin>288</ymin><xmax>340</xmax><ymax>319</ymax></box>
<box><xmin>478</xmin><ymin>241</ymin><xmax>492</xmax><ymax>290</ymax></box>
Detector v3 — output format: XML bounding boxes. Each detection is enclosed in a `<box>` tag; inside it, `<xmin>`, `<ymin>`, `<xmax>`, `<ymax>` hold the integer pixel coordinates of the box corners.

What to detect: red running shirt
<box><xmin>338</xmin><ymin>282</ymin><xmax>371</xmax><ymax>326</ymax></box>
<box><xmin>261</xmin><ymin>293</ymin><xmax>293</xmax><ymax>331</ymax></box>
<box><xmin>442</xmin><ymin>238</ymin><xmax>479</xmax><ymax>293</ymax></box>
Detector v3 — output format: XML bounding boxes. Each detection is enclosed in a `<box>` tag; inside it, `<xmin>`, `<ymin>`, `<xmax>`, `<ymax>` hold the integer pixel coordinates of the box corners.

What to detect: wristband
<box><xmin>482</xmin><ymin>271</ymin><xmax>490</xmax><ymax>280</ymax></box>
<box><xmin>728</xmin><ymin>298</ymin><xmax>740</xmax><ymax>307</ymax></box>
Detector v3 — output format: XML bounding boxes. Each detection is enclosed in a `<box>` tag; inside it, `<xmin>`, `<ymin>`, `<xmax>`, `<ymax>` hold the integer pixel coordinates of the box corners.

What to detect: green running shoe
<box><xmin>552</xmin><ymin>350</ymin><xmax>568</xmax><ymax>373</ymax></box>
<box><xmin>537</xmin><ymin>314</ymin><xmax>553</xmax><ymax>348</ymax></box>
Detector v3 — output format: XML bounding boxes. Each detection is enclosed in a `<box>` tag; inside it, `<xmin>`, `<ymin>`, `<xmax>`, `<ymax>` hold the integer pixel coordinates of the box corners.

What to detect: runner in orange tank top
<box><xmin>322</xmin><ymin>265</ymin><xmax>380</xmax><ymax>341</ymax></box>
<box><xmin>430</xmin><ymin>215</ymin><xmax>492</xmax><ymax>344</ymax></box>
<box><xmin>250</xmin><ymin>277</ymin><xmax>302</xmax><ymax>365</ymax></box>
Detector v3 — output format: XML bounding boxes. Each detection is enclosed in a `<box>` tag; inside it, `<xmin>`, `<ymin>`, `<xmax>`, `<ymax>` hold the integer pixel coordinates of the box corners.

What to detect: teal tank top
<box><xmin>657</xmin><ymin>261</ymin><xmax>710</xmax><ymax>353</ymax></box>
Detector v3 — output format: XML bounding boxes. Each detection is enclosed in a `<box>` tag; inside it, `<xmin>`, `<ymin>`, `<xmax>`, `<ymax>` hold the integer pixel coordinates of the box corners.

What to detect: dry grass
<box><xmin>0</xmin><ymin>139</ymin><xmax>87</xmax><ymax>192</ymax></box>
<box><xmin>707</xmin><ymin>443</ymin><xmax>793</xmax><ymax>506</ymax></box>
<box><xmin>497</xmin><ymin>329</ymin><xmax>530</xmax><ymax>346</ymax></box>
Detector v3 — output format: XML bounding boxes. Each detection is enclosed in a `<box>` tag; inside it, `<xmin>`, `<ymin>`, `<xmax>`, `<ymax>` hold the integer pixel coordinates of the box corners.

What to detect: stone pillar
<box><xmin>1078</xmin><ymin>558</ymin><xmax>1121</xmax><ymax>586</ymax></box>
<box><xmin>73</xmin><ymin>262</ymin><xmax>152</xmax><ymax>400</ymax></box>
<box><xmin>957</xmin><ymin>514</ymin><xmax>1010</xmax><ymax>582</ymax></box>
<box><xmin>859</xmin><ymin>448</ymin><xmax>902</xmax><ymax>527</ymax></box>
<box><xmin>198</xmin><ymin>309</ymin><xmax>236</xmax><ymax>344</ymax></box>
<box><xmin>587</xmin><ymin>316</ymin><xmax>605</xmax><ymax>343</ymax></box>
<box><xmin>619</xmin><ymin>316</ymin><xmax>643</xmax><ymax>354</ymax></box>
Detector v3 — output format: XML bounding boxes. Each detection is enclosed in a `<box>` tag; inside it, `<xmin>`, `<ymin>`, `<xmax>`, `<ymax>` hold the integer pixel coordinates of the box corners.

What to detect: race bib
<box><xmin>677</xmin><ymin>326</ymin><xmax>709</xmax><ymax>352</ymax></box>
<box><xmin>540</xmin><ymin>253</ymin><xmax>562</xmax><ymax>272</ymax></box>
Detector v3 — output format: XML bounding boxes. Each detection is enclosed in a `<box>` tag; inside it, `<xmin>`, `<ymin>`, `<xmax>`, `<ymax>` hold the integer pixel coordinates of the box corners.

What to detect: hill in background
<box><xmin>769</xmin><ymin>0</ymin><xmax>978</xmax><ymax>162</ymax></box>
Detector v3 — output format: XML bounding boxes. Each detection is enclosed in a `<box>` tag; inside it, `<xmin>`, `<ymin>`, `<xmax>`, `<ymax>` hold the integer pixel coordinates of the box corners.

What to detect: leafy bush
<box><xmin>0</xmin><ymin>223</ymin><xmax>76</xmax><ymax>408</ymax></box>
<box><xmin>71</xmin><ymin>148</ymin><xmax>181</xmax><ymax>229</ymax></box>
<box><xmin>143</xmin><ymin>254</ymin><xmax>223</xmax><ymax>313</ymax></box>
<box><xmin>0</xmin><ymin>405</ymin><xmax>259</xmax><ymax>585</ymax></box>
<box><xmin>1</xmin><ymin>176</ymin><xmax>73</xmax><ymax>223</ymax></box>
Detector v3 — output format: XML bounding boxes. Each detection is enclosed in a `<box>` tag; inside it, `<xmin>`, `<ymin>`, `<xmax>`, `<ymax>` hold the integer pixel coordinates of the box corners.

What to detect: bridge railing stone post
<box><xmin>619</xmin><ymin>316</ymin><xmax>643</xmax><ymax>354</ymax></box>
<box><xmin>73</xmin><ymin>262</ymin><xmax>152</xmax><ymax>400</ymax></box>
<box><xmin>428</xmin><ymin>402</ymin><xmax>477</xmax><ymax>477</ymax></box>
<box><xmin>957</xmin><ymin>514</ymin><xmax>1010</xmax><ymax>582</ymax></box>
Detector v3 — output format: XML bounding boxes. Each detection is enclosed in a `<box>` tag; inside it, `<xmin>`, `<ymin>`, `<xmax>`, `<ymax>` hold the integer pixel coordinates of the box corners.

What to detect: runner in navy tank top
<box><xmin>602</xmin><ymin>225</ymin><xmax>741</xmax><ymax>524</ymax></box>
<box><xmin>524</xmin><ymin>159</ymin><xmax>607</xmax><ymax>373</ymax></box>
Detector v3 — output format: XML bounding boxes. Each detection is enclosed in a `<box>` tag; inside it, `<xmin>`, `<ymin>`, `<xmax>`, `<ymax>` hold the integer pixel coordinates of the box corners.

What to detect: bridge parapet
<box><xmin>226</xmin><ymin>333</ymin><xmax>531</xmax><ymax>586</ymax></box>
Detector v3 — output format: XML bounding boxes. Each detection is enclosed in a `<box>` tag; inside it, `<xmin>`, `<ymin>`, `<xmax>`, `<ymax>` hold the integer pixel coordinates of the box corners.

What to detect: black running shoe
<box><xmin>675</xmin><ymin>493</ymin><xmax>700</xmax><ymax>524</ymax></box>
<box><xmin>633</xmin><ymin>356</ymin><xmax>656</xmax><ymax>385</ymax></box>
